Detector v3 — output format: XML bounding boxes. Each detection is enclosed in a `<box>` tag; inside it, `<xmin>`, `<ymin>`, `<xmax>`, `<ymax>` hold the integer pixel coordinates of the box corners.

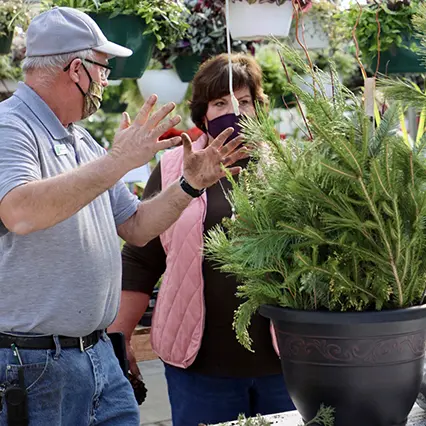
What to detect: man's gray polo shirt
<box><xmin>0</xmin><ymin>83</ymin><xmax>140</xmax><ymax>337</ymax></box>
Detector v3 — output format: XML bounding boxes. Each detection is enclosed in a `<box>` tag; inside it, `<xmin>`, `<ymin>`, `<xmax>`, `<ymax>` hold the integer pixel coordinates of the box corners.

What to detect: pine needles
<box><xmin>205</xmin><ymin>405</ymin><xmax>334</xmax><ymax>426</ymax></box>
<box><xmin>204</xmin><ymin>41</ymin><xmax>426</xmax><ymax>351</ymax></box>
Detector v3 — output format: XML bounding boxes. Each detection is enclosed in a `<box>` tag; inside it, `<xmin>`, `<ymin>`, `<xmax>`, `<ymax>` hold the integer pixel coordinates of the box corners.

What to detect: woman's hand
<box><xmin>182</xmin><ymin>128</ymin><xmax>248</xmax><ymax>190</ymax></box>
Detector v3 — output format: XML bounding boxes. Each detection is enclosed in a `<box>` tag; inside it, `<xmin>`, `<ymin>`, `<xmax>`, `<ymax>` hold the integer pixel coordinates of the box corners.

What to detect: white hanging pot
<box><xmin>228</xmin><ymin>0</ymin><xmax>294</xmax><ymax>41</ymax></box>
<box><xmin>107</xmin><ymin>79</ymin><xmax>123</xmax><ymax>87</ymax></box>
<box><xmin>0</xmin><ymin>79</ymin><xmax>19</xmax><ymax>93</ymax></box>
<box><xmin>292</xmin><ymin>16</ymin><xmax>329</xmax><ymax>50</ymax></box>
<box><xmin>296</xmin><ymin>74</ymin><xmax>342</xmax><ymax>99</ymax></box>
<box><xmin>137</xmin><ymin>69</ymin><xmax>189</xmax><ymax>104</ymax></box>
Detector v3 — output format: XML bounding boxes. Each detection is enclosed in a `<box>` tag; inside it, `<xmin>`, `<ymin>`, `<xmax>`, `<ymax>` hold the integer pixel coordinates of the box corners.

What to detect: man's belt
<box><xmin>0</xmin><ymin>330</ymin><xmax>104</xmax><ymax>352</ymax></box>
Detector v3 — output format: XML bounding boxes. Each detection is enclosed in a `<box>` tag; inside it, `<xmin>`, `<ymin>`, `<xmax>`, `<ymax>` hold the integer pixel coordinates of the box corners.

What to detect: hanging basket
<box><xmin>90</xmin><ymin>14</ymin><xmax>155</xmax><ymax>79</ymax></box>
<box><xmin>228</xmin><ymin>0</ymin><xmax>294</xmax><ymax>41</ymax></box>
<box><xmin>292</xmin><ymin>16</ymin><xmax>329</xmax><ymax>50</ymax></box>
<box><xmin>0</xmin><ymin>31</ymin><xmax>14</xmax><ymax>55</ymax></box>
<box><xmin>369</xmin><ymin>38</ymin><xmax>426</xmax><ymax>75</ymax></box>
<box><xmin>174</xmin><ymin>55</ymin><xmax>202</xmax><ymax>82</ymax></box>
<box><xmin>137</xmin><ymin>69</ymin><xmax>189</xmax><ymax>104</ymax></box>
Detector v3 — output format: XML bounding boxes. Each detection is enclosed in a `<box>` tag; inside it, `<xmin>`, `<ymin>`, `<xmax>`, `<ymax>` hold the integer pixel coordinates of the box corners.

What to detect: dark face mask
<box><xmin>207</xmin><ymin>113</ymin><xmax>242</xmax><ymax>144</ymax></box>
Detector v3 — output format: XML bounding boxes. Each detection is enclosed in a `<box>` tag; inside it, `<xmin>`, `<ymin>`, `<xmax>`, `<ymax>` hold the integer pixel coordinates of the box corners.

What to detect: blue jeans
<box><xmin>0</xmin><ymin>333</ymin><xmax>139</xmax><ymax>426</ymax></box>
<box><xmin>165</xmin><ymin>364</ymin><xmax>295</xmax><ymax>426</ymax></box>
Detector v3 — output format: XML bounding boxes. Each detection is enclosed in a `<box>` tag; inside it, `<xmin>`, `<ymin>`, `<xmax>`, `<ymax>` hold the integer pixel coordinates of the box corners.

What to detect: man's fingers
<box><xmin>181</xmin><ymin>133</ymin><xmax>193</xmax><ymax>156</ymax></box>
<box><xmin>119</xmin><ymin>112</ymin><xmax>131</xmax><ymax>131</ymax></box>
<box><xmin>134</xmin><ymin>95</ymin><xmax>157</xmax><ymax>126</ymax></box>
<box><xmin>156</xmin><ymin>136</ymin><xmax>182</xmax><ymax>152</ymax></box>
<box><xmin>209</xmin><ymin>128</ymin><xmax>234</xmax><ymax>150</ymax></box>
<box><xmin>219</xmin><ymin>135</ymin><xmax>244</xmax><ymax>157</ymax></box>
<box><xmin>145</xmin><ymin>102</ymin><xmax>176</xmax><ymax>130</ymax></box>
<box><xmin>150</xmin><ymin>115</ymin><xmax>182</xmax><ymax>140</ymax></box>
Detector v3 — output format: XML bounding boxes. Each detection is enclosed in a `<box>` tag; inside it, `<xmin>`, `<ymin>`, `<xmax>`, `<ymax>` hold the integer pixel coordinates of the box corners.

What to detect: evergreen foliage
<box><xmin>205</xmin><ymin>41</ymin><xmax>426</xmax><ymax>351</ymax></box>
<box><xmin>209</xmin><ymin>404</ymin><xmax>334</xmax><ymax>425</ymax></box>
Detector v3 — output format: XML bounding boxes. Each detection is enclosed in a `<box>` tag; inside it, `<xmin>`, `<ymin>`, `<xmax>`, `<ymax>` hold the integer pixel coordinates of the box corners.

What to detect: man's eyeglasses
<box><xmin>63</xmin><ymin>58</ymin><xmax>113</xmax><ymax>80</ymax></box>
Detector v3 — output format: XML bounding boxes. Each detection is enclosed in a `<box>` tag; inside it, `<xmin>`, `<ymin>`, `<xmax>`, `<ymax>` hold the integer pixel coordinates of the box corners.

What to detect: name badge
<box><xmin>54</xmin><ymin>144</ymin><xmax>69</xmax><ymax>156</ymax></box>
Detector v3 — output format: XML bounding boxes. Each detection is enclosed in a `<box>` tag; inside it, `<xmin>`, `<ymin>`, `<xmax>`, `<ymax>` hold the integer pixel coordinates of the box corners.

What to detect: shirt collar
<box><xmin>14</xmin><ymin>82</ymin><xmax>71</xmax><ymax>141</ymax></box>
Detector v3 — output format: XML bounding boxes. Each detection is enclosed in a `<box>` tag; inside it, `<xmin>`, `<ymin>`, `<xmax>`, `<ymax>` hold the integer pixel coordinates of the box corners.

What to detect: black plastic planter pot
<box><xmin>0</xmin><ymin>31</ymin><xmax>14</xmax><ymax>55</ymax></box>
<box><xmin>90</xmin><ymin>14</ymin><xmax>155</xmax><ymax>80</ymax></box>
<box><xmin>260</xmin><ymin>305</ymin><xmax>426</xmax><ymax>426</ymax></box>
<box><xmin>174</xmin><ymin>55</ymin><xmax>202</xmax><ymax>82</ymax></box>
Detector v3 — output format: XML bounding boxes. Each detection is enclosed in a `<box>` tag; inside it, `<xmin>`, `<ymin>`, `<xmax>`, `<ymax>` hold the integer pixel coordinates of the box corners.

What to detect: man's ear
<box><xmin>68</xmin><ymin>59</ymin><xmax>82</xmax><ymax>84</ymax></box>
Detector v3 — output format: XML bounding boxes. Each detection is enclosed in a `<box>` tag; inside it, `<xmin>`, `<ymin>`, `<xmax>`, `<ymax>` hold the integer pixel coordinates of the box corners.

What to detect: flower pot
<box><xmin>174</xmin><ymin>55</ymin><xmax>202</xmax><ymax>82</ymax></box>
<box><xmin>0</xmin><ymin>79</ymin><xmax>19</xmax><ymax>93</ymax></box>
<box><xmin>260</xmin><ymin>304</ymin><xmax>426</xmax><ymax>426</ymax></box>
<box><xmin>0</xmin><ymin>30</ymin><xmax>13</xmax><ymax>55</ymax></box>
<box><xmin>228</xmin><ymin>0</ymin><xmax>293</xmax><ymax>40</ymax></box>
<box><xmin>292</xmin><ymin>16</ymin><xmax>329</xmax><ymax>50</ymax></box>
<box><xmin>370</xmin><ymin>39</ymin><xmax>426</xmax><ymax>75</ymax></box>
<box><xmin>137</xmin><ymin>69</ymin><xmax>189</xmax><ymax>104</ymax></box>
<box><xmin>90</xmin><ymin>14</ymin><xmax>155</xmax><ymax>79</ymax></box>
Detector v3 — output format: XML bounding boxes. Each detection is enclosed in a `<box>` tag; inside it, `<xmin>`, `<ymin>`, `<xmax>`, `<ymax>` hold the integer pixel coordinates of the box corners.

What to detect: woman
<box><xmin>111</xmin><ymin>53</ymin><xmax>294</xmax><ymax>426</ymax></box>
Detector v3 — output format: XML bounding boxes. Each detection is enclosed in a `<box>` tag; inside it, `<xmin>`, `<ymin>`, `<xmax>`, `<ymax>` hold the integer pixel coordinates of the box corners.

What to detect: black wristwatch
<box><xmin>179</xmin><ymin>175</ymin><xmax>206</xmax><ymax>198</ymax></box>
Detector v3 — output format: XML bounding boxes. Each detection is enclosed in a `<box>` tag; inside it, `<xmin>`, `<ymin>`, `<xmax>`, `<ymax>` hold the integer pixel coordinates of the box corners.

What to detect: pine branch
<box><xmin>304</xmin><ymin>404</ymin><xmax>335</xmax><ymax>426</ymax></box>
<box><xmin>204</xmin><ymin>42</ymin><xmax>426</xmax><ymax>351</ymax></box>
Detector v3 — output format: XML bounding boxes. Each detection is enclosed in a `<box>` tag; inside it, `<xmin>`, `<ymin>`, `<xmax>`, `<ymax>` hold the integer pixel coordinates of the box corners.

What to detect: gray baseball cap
<box><xmin>26</xmin><ymin>7</ymin><xmax>132</xmax><ymax>58</ymax></box>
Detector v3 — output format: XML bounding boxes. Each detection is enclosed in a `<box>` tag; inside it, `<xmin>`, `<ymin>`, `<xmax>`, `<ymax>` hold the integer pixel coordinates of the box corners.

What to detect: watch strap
<box><xmin>179</xmin><ymin>175</ymin><xmax>206</xmax><ymax>198</ymax></box>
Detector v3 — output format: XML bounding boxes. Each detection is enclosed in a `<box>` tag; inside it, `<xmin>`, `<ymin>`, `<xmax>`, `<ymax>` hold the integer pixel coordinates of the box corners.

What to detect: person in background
<box><xmin>0</xmin><ymin>7</ymin><xmax>246</xmax><ymax>425</ymax></box>
<box><xmin>110</xmin><ymin>53</ymin><xmax>295</xmax><ymax>426</ymax></box>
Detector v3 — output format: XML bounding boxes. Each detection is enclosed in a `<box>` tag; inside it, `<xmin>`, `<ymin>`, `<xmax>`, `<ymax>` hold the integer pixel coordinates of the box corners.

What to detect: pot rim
<box><xmin>260</xmin><ymin>303</ymin><xmax>426</xmax><ymax>324</ymax></box>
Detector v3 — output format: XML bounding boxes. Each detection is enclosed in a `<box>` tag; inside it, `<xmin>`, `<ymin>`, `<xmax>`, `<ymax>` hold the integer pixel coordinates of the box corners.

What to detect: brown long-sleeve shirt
<box><xmin>121</xmin><ymin>162</ymin><xmax>281</xmax><ymax>377</ymax></box>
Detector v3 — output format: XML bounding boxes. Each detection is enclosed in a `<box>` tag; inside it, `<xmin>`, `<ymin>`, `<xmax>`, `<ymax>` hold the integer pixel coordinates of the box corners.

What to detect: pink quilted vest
<box><xmin>150</xmin><ymin>135</ymin><xmax>279</xmax><ymax>368</ymax></box>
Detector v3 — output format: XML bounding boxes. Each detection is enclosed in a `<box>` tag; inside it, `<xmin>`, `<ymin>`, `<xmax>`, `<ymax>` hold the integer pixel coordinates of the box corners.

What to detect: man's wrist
<box><xmin>106</xmin><ymin>150</ymin><xmax>132</xmax><ymax>177</ymax></box>
<box><xmin>179</xmin><ymin>175</ymin><xmax>206</xmax><ymax>198</ymax></box>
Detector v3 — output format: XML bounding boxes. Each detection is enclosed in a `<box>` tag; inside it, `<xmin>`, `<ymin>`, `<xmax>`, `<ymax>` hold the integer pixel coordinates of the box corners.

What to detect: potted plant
<box><xmin>101</xmin><ymin>80</ymin><xmax>128</xmax><ymax>113</ymax></box>
<box><xmin>45</xmin><ymin>0</ymin><xmax>190</xmax><ymax>79</ymax></box>
<box><xmin>226</xmin><ymin>0</ymin><xmax>312</xmax><ymax>41</ymax></box>
<box><xmin>0</xmin><ymin>52</ymin><xmax>23</xmax><ymax>100</ymax></box>
<box><xmin>173</xmin><ymin>0</ymin><xmax>249</xmax><ymax>82</ymax></box>
<box><xmin>205</xmin><ymin>42</ymin><xmax>426</xmax><ymax>426</ymax></box>
<box><xmin>345</xmin><ymin>0</ymin><xmax>425</xmax><ymax>74</ymax></box>
<box><xmin>289</xmin><ymin>0</ymin><xmax>336</xmax><ymax>51</ymax></box>
<box><xmin>0</xmin><ymin>0</ymin><xmax>30</xmax><ymax>55</ymax></box>
<box><xmin>137</xmin><ymin>55</ymin><xmax>189</xmax><ymax>105</ymax></box>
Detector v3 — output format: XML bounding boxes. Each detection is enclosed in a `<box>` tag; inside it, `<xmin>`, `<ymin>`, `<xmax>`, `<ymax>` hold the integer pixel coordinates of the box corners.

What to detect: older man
<box><xmin>0</xmin><ymin>7</ymin><xmax>244</xmax><ymax>426</ymax></box>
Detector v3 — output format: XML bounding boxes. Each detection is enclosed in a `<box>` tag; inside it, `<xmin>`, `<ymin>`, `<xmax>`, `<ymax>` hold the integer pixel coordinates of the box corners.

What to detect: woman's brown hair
<box><xmin>190</xmin><ymin>53</ymin><xmax>268</xmax><ymax>131</ymax></box>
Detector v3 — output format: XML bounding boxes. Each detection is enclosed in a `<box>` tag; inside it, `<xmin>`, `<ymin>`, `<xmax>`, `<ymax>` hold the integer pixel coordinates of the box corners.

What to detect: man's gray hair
<box><xmin>22</xmin><ymin>49</ymin><xmax>97</xmax><ymax>80</ymax></box>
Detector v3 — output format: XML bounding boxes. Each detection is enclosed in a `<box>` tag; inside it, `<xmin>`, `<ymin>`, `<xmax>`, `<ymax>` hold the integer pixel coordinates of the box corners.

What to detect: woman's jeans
<box><xmin>0</xmin><ymin>333</ymin><xmax>139</xmax><ymax>426</ymax></box>
<box><xmin>165</xmin><ymin>363</ymin><xmax>295</xmax><ymax>426</ymax></box>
